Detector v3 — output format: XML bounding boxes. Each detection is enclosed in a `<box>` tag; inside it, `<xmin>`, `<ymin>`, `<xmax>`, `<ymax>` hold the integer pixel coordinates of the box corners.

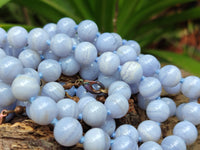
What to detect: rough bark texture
<box><xmin>0</xmin><ymin>70</ymin><xmax>199</xmax><ymax>150</ymax></box>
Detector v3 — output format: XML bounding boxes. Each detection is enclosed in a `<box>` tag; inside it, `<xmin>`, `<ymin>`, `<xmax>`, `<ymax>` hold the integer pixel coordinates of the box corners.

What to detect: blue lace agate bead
<box><xmin>0</xmin><ymin>28</ymin><xmax>6</xmax><ymax>48</ymax></box>
<box><xmin>104</xmin><ymin>93</ymin><xmax>129</xmax><ymax>119</ymax></box>
<box><xmin>43</xmin><ymin>23</ymin><xmax>57</xmax><ymax>39</ymax></box>
<box><xmin>125</xmin><ymin>40</ymin><xmax>141</xmax><ymax>55</ymax></box>
<box><xmin>161</xmin><ymin>97</ymin><xmax>176</xmax><ymax>117</ymax></box>
<box><xmin>83</xmin><ymin>128</ymin><xmax>110</xmax><ymax>150</ymax></box>
<box><xmin>111</xmin><ymin>135</ymin><xmax>138</xmax><ymax>150</ymax></box>
<box><xmin>23</xmin><ymin>68</ymin><xmax>40</xmax><ymax>84</ymax></box>
<box><xmin>129</xmin><ymin>82</ymin><xmax>140</xmax><ymax>94</ymax></box>
<box><xmin>75</xmin><ymin>42</ymin><xmax>97</xmax><ymax>65</ymax></box>
<box><xmin>173</xmin><ymin>120</ymin><xmax>198</xmax><ymax>145</ymax></box>
<box><xmin>0</xmin><ymin>48</ymin><xmax>6</xmax><ymax>59</ymax></box>
<box><xmin>163</xmin><ymin>83</ymin><xmax>181</xmax><ymax>95</ymax></box>
<box><xmin>158</xmin><ymin>65</ymin><xmax>181</xmax><ymax>87</ymax></box>
<box><xmin>77</xmin><ymin>20</ymin><xmax>98</xmax><ymax>42</ymax></box>
<box><xmin>50</xmin><ymin>33</ymin><xmax>72</xmax><ymax>57</ymax></box>
<box><xmin>137</xmin><ymin>94</ymin><xmax>152</xmax><ymax>110</ymax></box>
<box><xmin>43</xmin><ymin>50</ymin><xmax>59</xmax><ymax>61</ymax></box>
<box><xmin>18</xmin><ymin>49</ymin><xmax>41</xmax><ymax>69</ymax></box>
<box><xmin>0</xmin><ymin>56</ymin><xmax>23</xmax><ymax>84</ymax></box>
<box><xmin>139</xmin><ymin>77</ymin><xmax>162</xmax><ymax>100</ymax></box>
<box><xmin>77</xmin><ymin>96</ymin><xmax>96</xmax><ymax>114</ymax></box>
<box><xmin>38</xmin><ymin>59</ymin><xmax>61</xmax><ymax>82</ymax></box>
<box><xmin>176</xmin><ymin>103</ymin><xmax>186</xmax><ymax>121</ymax></box>
<box><xmin>41</xmin><ymin>82</ymin><xmax>65</xmax><ymax>102</ymax></box>
<box><xmin>181</xmin><ymin>76</ymin><xmax>200</xmax><ymax>99</ymax></box>
<box><xmin>57</xmin><ymin>17</ymin><xmax>77</xmax><ymax>37</ymax></box>
<box><xmin>137</xmin><ymin>120</ymin><xmax>161</xmax><ymax>142</ymax></box>
<box><xmin>139</xmin><ymin>141</ymin><xmax>162</xmax><ymax>150</ymax></box>
<box><xmin>54</xmin><ymin>117</ymin><xmax>83</xmax><ymax>146</ymax></box>
<box><xmin>29</xmin><ymin>96</ymin><xmax>58</xmax><ymax>125</ymax></box>
<box><xmin>100</xmin><ymin>116</ymin><xmax>116</xmax><ymax>136</ymax></box>
<box><xmin>111</xmin><ymin>33</ymin><xmax>122</xmax><ymax>49</ymax></box>
<box><xmin>57</xmin><ymin>99</ymin><xmax>79</xmax><ymax>119</ymax></box>
<box><xmin>120</xmin><ymin>61</ymin><xmax>143</xmax><ymax>84</ymax></box>
<box><xmin>161</xmin><ymin>135</ymin><xmax>186</xmax><ymax>150</ymax></box>
<box><xmin>80</xmin><ymin>61</ymin><xmax>99</xmax><ymax>80</ymax></box>
<box><xmin>146</xmin><ymin>100</ymin><xmax>170</xmax><ymax>122</ymax></box>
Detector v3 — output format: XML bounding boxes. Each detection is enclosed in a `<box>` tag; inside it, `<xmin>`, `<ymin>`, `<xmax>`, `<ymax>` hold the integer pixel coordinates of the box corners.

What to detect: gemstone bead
<box><xmin>100</xmin><ymin>116</ymin><xmax>116</xmax><ymax>136</ymax></box>
<box><xmin>160</xmin><ymin>97</ymin><xmax>176</xmax><ymax>117</ymax></box>
<box><xmin>176</xmin><ymin>103</ymin><xmax>186</xmax><ymax>121</ymax></box>
<box><xmin>163</xmin><ymin>83</ymin><xmax>181</xmax><ymax>95</ymax></box>
<box><xmin>80</xmin><ymin>61</ymin><xmax>99</xmax><ymax>80</ymax></box>
<box><xmin>23</xmin><ymin>68</ymin><xmax>40</xmax><ymax>84</ymax></box>
<box><xmin>111</xmin><ymin>33</ymin><xmax>122</xmax><ymax>49</ymax></box>
<box><xmin>0</xmin><ymin>48</ymin><xmax>6</xmax><ymax>59</ymax></box>
<box><xmin>77</xmin><ymin>96</ymin><xmax>96</xmax><ymax>114</ymax></box>
<box><xmin>139</xmin><ymin>141</ymin><xmax>162</xmax><ymax>150</ymax></box>
<box><xmin>43</xmin><ymin>23</ymin><xmax>57</xmax><ymax>39</ymax></box>
<box><xmin>125</xmin><ymin>40</ymin><xmax>141</xmax><ymax>55</ymax></box>
<box><xmin>137</xmin><ymin>94</ymin><xmax>152</xmax><ymax>110</ymax></box>
<box><xmin>43</xmin><ymin>50</ymin><xmax>59</xmax><ymax>61</ymax></box>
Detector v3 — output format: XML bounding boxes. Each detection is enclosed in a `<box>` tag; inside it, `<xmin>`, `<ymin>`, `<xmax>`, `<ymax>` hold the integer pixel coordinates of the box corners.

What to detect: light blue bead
<box><xmin>0</xmin><ymin>28</ymin><xmax>7</xmax><ymax>48</ymax></box>
<box><xmin>84</xmin><ymin>128</ymin><xmax>110</xmax><ymax>150</ymax></box>
<box><xmin>96</xmin><ymin>33</ymin><xmax>117</xmax><ymax>53</ymax></box>
<box><xmin>50</xmin><ymin>33</ymin><xmax>72</xmax><ymax>57</ymax></box>
<box><xmin>3</xmin><ymin>44</ymin><xmax>23</xmax><ymax>57</ymax></box>
<box><xmin>161</xmin><ymin>135</ymin><xmax>186</xmax><ymax>150</ymax></box>
<box><xmin>7</xmin><ymin>26</ymin><xmax>28</xmax><ymax>49</ymax></box>
<box><xmin>120</xmin><ymin>61</ymin><xmax>143</xmax><ymax>84</ymax></box>
<box><xmin>111</xmin><ymin>33</ymin><xmax>122</xmax><ymax>49</ymax></box>
<box><xmin>163</xmin><ymin>83</ymin><xmax>181</xmax><ymax>95</ymax></box>
<box><xmin>23</xmin><ymin>68</ymin><xmax>40</xmax><ymax>84</ymax></box>
<box><xmin>43</xmin><ymin>23</ymin><xmax>57</xmax><ymax>39</ymax></box>
<box><xmin>74</xmin><ymin>42</ymin><xmax>97</xmax><ymax>65</ymax></box>
<box><xmin>104</xmin><ymin>93</ymin><xmax>129</xmax><ymax>119</ymax></box>
<box><xmin>115</xmin><ymin>124</ymin><xmax>139</xmax><ymax>142</ymax></box>
<box><xmin>57</xmin><ymin>99</ymin><xmax>79</xmax><ymax>119</ymax></box>
<box><xmin>176</xmin><ymin>103</ymin><xmax>186</xmax><ymax>121</ymax></box>
<box><xmin>18</xmin><ymin>49</ymin><xmax>41</xmax><ymax>69</ymax></box>
<box><xmin>82</xmin><ymin>101</ymin><xmax>107</xmax><ymax>127</ymax></box>
<box><xmin>137</xmin><ymin>120</ymin><xmax>161</xmax><ymax>142</ymax></box>
<box><xmin>181</xmin><ymin>76</ymin><xmax>200</xmax><ymax>99</ymax></box>
<box><xmin>29</xmin><ymin>96</ymin><xmax>58</xmax><ymax>125</ymax></box>
<box><xmin>137</xmin><ymin>94</ymin><xmax>153</xmax><ymax>110</ymax></box>
<box><xmin>161</xmin><ymin>97</ymin><xmax>176</xmax><ymax>117</ymax></box>
<box><xmin>0</xmin><ymin>48</ymin><xmax>6</xmax><ymax>59</ymax></box>
<box><xmin>0</xmin><ymin>82</ymin><xmax>15</xmax><ymax>107</ymax></box>
<box><xmin>78</xmin><ymin>96</ymin><xmax>96</xmax><ymax>113</ymax></box>
<box><xmin>111</xmin><ymin>135</ymin><xmax>138</xmax><ymax>150</ymax></box>
<box><xmin>139</xmin><ymin>141</ymin><xmax>162</xmax><ymax>150</ymax></box>
<box><xmin>125</xmin><ymin>40</ymin><xmax>141</xmax><ymax>55</ymax></box>
<box><xmin>158</xmin><ymin>65</ymin><xmax>181</xmax><ymax>87</ymax></box>
<box><xmin>38</xmin><ymin>59</ymin><xmax>61</xmax><ymax>82</ymax></box>
<box><xmin>0</xmin><ymin>101</ymin><xmax>16</xmax><ymax>122</ymax></box>
<box><xmin>146</xmin><ymin>100</ymin><xmax>170</xmax><ymax>122</ymax></box>
<box><xmin>138</xmin><ymin>54</ymin><xmax>160</xmax><ymax>77</ymax></box>
<box><xmin>100</xmin><ymin>116</ymin><xmax>116</xmax><ymax>136</ymax></box>
<box><xmin>129</xmin><ymin>82</ymin><xmax>139</xmax><ymax>94</ymax></box>
<box><xmin>98</xmin><ymin>72</ymin><xmax>120</xmax><ymax>88</ymax></box>
<box><xmin>80</xmin><ymin>61</ymin><xmax>99</xmax><ymax>80</ymax></box>
<box><xmin>11</xmin><ymin>75</ymin><xmax>40</xmax><ymax>101</ymax></box>
<box><xmin>54</xmin><ymin>117</ymin><xmax>83</xmax><ymax>146</ymax></box>
<box><xmin>57</xmin><ymin>17</ymin><xmax>77</xmax><ymax>37</ymax></box>
<box><xmin>41</xmin><ymin>82</ymin><xmax>65</xmax><ymax>102</ymax></box>
<box><xmin>76</xmin><ymin>85</ymin><xmax>96</xmax><ymax>98</ymax></box>
<box><xmin>108</xmin><ymin>81</ymin><xmax>131</xmax><ymax>100</ymax></box>
<box><xmin>43</xmin><ymin>50</ymin><xmax>59</xmax><ymax>61</ymax></box>
<box><xmin>28</xmin><ymin>28</ymin><xmax>49</xmax><ymax>52</ymax></box>
<box><xmin>139</xmin><ymin>77</ymin><xmax>162</xmax><ymax>100</ymax></box>
<box><xmin>77</xmin><ymin>20</ymin><xmax>98</xmax><ymax>42</ymax></box>
<box><xmin>116</xmin><ymin>45</ymin><xmax>137</xmax><ymax>65</ymax></box>
<box><xmin>59</xmin><ymin>55</ymin><xmax>80</xmax><ymax>76</ymax></box>
<box><xmin>182</xmin><ymin>102</ymin><xmax>200</xmax><ymax>125</ymax></box>
<box><xmin>173</xmin><ymin>120</ymin><xmax>198</xmax><ymax>145</ymax></box>
<box><xmin>0</xmin><ymin>56</ymin><xmax>23</xmax><ymax>84</ymax></box>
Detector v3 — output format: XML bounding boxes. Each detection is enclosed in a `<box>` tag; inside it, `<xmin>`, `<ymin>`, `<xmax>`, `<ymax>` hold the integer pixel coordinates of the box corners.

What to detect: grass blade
<box><xmin>0</xmin><ymin>0</ymin><xmax>10</xmax><ymax>8</ymax></box>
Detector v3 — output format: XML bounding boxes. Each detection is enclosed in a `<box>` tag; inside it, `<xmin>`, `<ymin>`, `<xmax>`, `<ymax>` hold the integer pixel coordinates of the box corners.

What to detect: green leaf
<box><xmin>0</xmin><ymin>0</ymin><xmax>10</xmax><ymax>8</ymax></box>
<box><xmin>0</xmin><ymin>23</ymin><xmax>34</xmax><ymax>31</ymax></box>
<box><xmin>146</xmin><ymin>50</ymin><xmax>200</xmax><ymax>76</ymax></box>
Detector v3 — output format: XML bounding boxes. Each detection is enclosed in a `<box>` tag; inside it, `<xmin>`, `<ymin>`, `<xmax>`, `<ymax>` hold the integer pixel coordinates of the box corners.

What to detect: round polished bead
<box><xmin>176</xmin><ymin>103</ymin><xmax>186</xmax><ymax>121</ymax></box>
<box><xmin>54</xmin><ymin>117</ymin><xmax>83</xmax><ymax>146</ymax></box>
<box><xmin>163</xmin><ymin>83</ymin><xmax>181</xmax><ymax>95</ymax></box>
<box><xmin>77</xmin><ymin>20</ymin><xmax>98</xmax><ymax>42</ymax></box>
<box><xmin>98</xmin><ymin>52</ymin><xmax>120</xmax><ymax>76</ymax></box>
<box><xmin>57</xmin><ymin>99</ymin><xmax>79</xmax><ymax>119</ymax></box>
<box><xmin>100</xmin><ymin>116</ymin><xmax>116</xmax><ymax>136</ymax></box>
<box><xmin>129</xmin><ymin>82</ymin><xmax>139</xmax><ymax>94</ymax></box>
<box><xmin>41</xmin><ymin>82</ymin><xmax>65</xmax><ymax>102</ymax></box>
<box><xmin>120</xmin><ymin>61</ymin><xmax>143</xmax><ymax>84</ymax></box>
<box><xmin>38</xmin><ymin>59</ymin><xmax>61</xmax><ymax>82</ymax></box>
<box><xmin>116</xmin><ymin>45</ymin><xmax>137</xmax><ymax>65</ymax></box>
<box><xmin>80</xmin><ymin>61</ymin><xmax>99</xmax><ymax>80</ymax></box>
<box><xmin>137</xmin><ymin>94</ymin><xmax>152</xmax><ymax>110</ymax></box>
<box><xmin>138</xmin><ymin>54</ymin><xmax>160</xmax><ymax>77</ymax></box>
<box><xmin>0</xmin><ymin>48</ymin><xmax>6</xmax><ymax>59</ymax></box>
<box><xmin>82</xmin><ymin>101</ymin><xmax>107</xmax><ymax>127</ymax></box>
<box><xmin>108</xmin><ymin>81</ymin><xmax>131</xmax><ymax>100</ymax></box>
<box><xmin>29</xmin><ymin>96</ymin><xmax>58</xmax><ymax>125</ymax></box>
<box><xmin>43</xmin><ymin>23</ymin><xmax>57</xmax><ymax>39</ymax></box>
<box><xmin>0</xmin><ymin>82</ymin><xmax>15</xmax><ymax>107</ymax></box>
<box><xmin>146</xmin><ymin>100</ymin><xmax>170</xmax><ymax>122</ymax></box>
<box><xmin>125</xmin><ymin>40</ymin><xmax>141</xmax><ymax>55</ymax></box>
<box><xmin>59</xmin><ymin>55</ymin><xmax>80</xmax><ymax>76</ymax></box>
<box><xmin>77</xmin><ymin>96</ymin><xmax>96</xmax><ymax>114</ymax></box>
<box><xmin>181</xmin><ymin>76</ymin><xmax>200</xmax><ymax>99</ymax></box>
<box><xmin>7</xmin><ymin>26</ymin><xmax>28</xmax><ymax>49</ymax></box>
<box><xmin>28</xmin><ymin>28</ymin><xmax>49</xmax><ymax>52</ymax></box>
<box><xmin>75</xmin><ymin>42</ymin><xmax>97</xmax><ymax>65</ymax></box>
<box><xmin>11</xmin><ymin>75</ymin><xmax>40</xmax><ymax>101</ymax></box>
<box><xmin>50</xmin><ymin>33</ymin><xmax>72</xmax><ymax>57</ymax></box>
<box><xmin>0</xmin><ymin>28</ymin><xmax>7</xmax><ymax>47</ymax></box>
<box><xmin>158</xmin><ymin>65</ymin><xmax>182</xmax><ymax>87</ymax></box>
<box><xmin>173</xmin><ymin>120</ymin><xmax>198</xmax><ymax>145</ymax></box>
<box><xmin>161</xmin><ymin>97</ymin><xmax>176</xmax><ymax>117</ymax></box>
<box><xmin>43</xmin><ymin>50</ymin><xmax>59</xmax><ymax>61</ymax></box>
<box><xmin>104</xmin><ymin>93</ymin><xmax>129</xmax><ymax>119</ymax></box>
<box><xmin>137</xmin><ymin>120</ymin><xmax>161</xmax><ymax>142</ymax></box>
<box><xmin>161</xmin><ymin>135</ymin><xmax>186</xmax><ymax>150</ymax></box>
<box><xmin>139</xmin><ymin>141</ymin><xmax>162</xmax><ymax>150</ymax></box>
<box><xmin>182</xmin><ymin>102</ymin><xmax>200</xmax><ymax>125</ymax></box>
<box><xmin>111</xmin><ymin>33</ymin><xmax>122</xmax><ymax>49</ymax></box>
<box><xmin>0</xmin><ymin>56</ymin><xmax>23</xmax><ymax>84</ymax></box>
<box><xmin>23</xmin><ymin>68</ymin><xmax>40</xmax><ymax>84</ymax></box>
<box><xmin>139</xmin><ymin>77</ymin><xmax>162</xmax><ymax>100</ymax></box>
<box><xmin>111</xmin><ymin>135</ymin><xmax>138</xmax><ymax>150</ymax></box>
<box><xmin>96</xmin><ymin>33</ymin><xmax>117</xmax><ymax>53</ymax></box>
<box><xmin>84</xmin><ymin>128</ymin><xmax>110</xmax><ymax>150</ymax></box>
<box><xmin>18</xmin><ymin>49</ymin><xmax>41</xmax><ymax>69</ymax></box>
<box><xmin>57</xmin><ymin>17</ymin><xmax>77</xmax><ymax>37</ymax></box>
<box><xmin>115</xmin><ymin>124</ymin><xmax>139</xmax><ymax>142</ymax></box>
